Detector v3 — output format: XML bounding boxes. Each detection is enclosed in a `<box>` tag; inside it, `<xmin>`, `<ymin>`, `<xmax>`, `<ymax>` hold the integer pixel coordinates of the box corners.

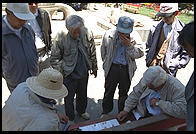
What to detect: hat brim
<box><xmin>13</xmin><ymin>12</ymin><xmax>35</xmax><ymax>20</ymax></box>
<box><xmin>26</xmin><ymin>77</ymin><xmax>68</xmax><ymax>100</ymax></box>
<box><xmin>117</xmin><ymin>26</ymin><xmax>133</xmax><ymax>34</ymax></box>
<box><xmin>156</xmin><ymin>12</ymin><xmax>173</xmax><ymax>17</ymax></box>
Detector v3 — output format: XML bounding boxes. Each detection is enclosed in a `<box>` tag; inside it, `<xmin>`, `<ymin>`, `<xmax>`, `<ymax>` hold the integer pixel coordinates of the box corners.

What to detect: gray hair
<box><xmin>141</xmin><ymin>66</ymin><xmax>167</xmax><ymax>88</ymax></box>
<box><xmin>65</xmin><ymin>15</ymin><xmax>84</xmax><ymax>31</ymax></box>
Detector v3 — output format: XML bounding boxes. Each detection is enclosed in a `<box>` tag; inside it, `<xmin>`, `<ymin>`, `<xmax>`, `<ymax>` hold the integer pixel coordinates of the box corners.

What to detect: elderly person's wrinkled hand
<box><xmin>119</xmin><ymin>33</ymin><xmax>131</xmax><ymax>47</ymax></box>
<box><xmin>58</xmin><ymin>113</ymin><xmax>69</xmax><ymax>124</ymax></box>
<box><xmin>117</xmin><ymin>110</ymin><xmax>129</xmax><ymax>121</ymax></box>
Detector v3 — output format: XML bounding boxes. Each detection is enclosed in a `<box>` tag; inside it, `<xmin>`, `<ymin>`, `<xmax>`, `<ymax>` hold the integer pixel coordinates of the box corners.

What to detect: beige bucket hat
<box><xmin>26</xmin><ymin>68</ymin><xmax>68</xmax><ymax>100</ymax></box>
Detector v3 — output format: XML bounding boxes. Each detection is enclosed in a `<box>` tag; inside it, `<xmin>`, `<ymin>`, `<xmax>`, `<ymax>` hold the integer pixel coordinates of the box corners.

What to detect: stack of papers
<box><xmin>79</xmin><ymin>119</ymin><xmax>120</xmax><ymax>131</ymax></box>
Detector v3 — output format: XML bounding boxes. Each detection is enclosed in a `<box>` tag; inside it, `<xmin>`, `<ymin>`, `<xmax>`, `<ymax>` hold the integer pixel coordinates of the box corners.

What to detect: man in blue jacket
<box><xmin>145</xmin><ymin>3</ymin><xmax>190</xmax><ymax>77</ymax></box>
<box><xmin>2</xmin><ymin>3</ymin><xmax>38</xmax><ymax>92</ymax></box>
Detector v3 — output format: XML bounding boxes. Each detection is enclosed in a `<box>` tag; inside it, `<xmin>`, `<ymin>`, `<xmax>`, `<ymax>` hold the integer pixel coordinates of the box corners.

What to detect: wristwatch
<box><xmin>155</xmin><ymin>101</ymin><xmax>160</xmax><ymax>106</ymax></box>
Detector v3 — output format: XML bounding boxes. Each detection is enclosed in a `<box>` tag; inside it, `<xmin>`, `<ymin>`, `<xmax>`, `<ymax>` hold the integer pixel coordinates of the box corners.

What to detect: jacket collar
<box><xmin>159</xmin><ymin>17</ymin><xmax>184</xmax><ymax>32</ymax></box>
<box><xmin>2</xmin><ymin>15</ymin><xmax>32</xmax><ymax>35</ymax></box>
<box><xmin>173</xmin><ymin>17</ymin><xmax>184</xmax><ymax>32</ymax></box>
<box><xmin>108</xmin><ymin>29</ymin><xmax>119</xmax><ymax>41</ymax></box>
<box><xmin>28</xmin><ymin>88</ymin><xmax>56</xmax><ymax>110</ymax></box>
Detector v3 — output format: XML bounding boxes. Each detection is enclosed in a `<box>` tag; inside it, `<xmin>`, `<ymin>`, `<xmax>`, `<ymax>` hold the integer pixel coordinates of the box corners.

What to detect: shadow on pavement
<box><xmin>56</xmin><ymin>97</ymin><xmax>119</xmax><ymax>123</ymax></box>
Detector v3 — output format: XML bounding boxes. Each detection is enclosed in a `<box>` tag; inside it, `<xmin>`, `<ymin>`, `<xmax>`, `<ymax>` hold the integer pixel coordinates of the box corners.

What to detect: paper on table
<box><xmin>79</xmin><ymin>119</ymin><xmax>120</xmax><ymax>131</ymax></box>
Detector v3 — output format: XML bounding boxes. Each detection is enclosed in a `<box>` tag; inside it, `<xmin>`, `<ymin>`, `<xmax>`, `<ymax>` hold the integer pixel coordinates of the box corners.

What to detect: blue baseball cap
<box><xmin>117</xmin><ymin>16</ymin><xmax>134</xmax><ymax>34</ymax></box>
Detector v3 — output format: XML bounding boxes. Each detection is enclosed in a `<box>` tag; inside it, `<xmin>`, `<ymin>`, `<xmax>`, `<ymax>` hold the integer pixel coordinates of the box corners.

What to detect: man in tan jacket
<box><xmin>117</xmin><ymin>66</ymin><xmax>187</xmax><ymax>121</ymax></box>
<box><xmin>100</xmin><ymin>16</ymin><xmax>144</xmax><ymax>118</ymax></box>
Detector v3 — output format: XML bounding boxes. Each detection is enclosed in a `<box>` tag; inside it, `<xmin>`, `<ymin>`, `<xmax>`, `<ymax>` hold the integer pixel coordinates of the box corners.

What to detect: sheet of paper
<box><xmin>79</xmin><ymin>119</ymin><xmax>120</xmax><ymax>131</ymax></box>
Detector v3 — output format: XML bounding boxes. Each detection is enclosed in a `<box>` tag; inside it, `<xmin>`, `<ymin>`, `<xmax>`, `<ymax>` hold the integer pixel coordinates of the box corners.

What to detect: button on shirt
<box><xmin>112</xmin><ymin>36</ymin><xmax>128</xmax><ymax>65</ymax></box>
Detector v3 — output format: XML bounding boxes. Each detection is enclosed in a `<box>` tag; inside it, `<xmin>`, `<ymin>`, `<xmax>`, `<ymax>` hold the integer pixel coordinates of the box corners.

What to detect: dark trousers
<box><xmin>102</xmin><ymin>63</ymin><xmax>131</xmax><ymax>114</ymax></box>
<box><xmin>63</xmin><ymin>76</ymin><xmax>88</xmax><ymax>121</ymax></box>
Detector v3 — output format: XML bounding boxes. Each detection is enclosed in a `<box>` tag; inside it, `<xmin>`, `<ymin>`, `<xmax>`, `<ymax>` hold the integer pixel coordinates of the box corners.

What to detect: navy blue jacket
<box><xmin>2</xmin><ymin>15</ymin><xmax>38</xmax><ymax>91</ymax></box>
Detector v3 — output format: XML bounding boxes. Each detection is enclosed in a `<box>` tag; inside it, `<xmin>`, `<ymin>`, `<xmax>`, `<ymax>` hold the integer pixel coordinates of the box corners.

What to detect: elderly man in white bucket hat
<box><xmin>2</xmin><ymin>68</ymin><xmax>69</xmax><ymax>131</ymax></box>
<box><xmin>145</xmin><ymin>3</ymin><xmax>191</xmax><ymax>77</ymax></box>
<box><xmin>2</xmin><ymin>3</ymin><xmax>39</xmax><ymax>93</ymax></box>
<box><xmin>117</xmin><ymin>66</ymin><xmax>187</xmax><ymax>122</ymax></box>
<box><xmin>100</xmin><ymin>16</ymin><xmax>144</xmax><ymax>118</ymax></box>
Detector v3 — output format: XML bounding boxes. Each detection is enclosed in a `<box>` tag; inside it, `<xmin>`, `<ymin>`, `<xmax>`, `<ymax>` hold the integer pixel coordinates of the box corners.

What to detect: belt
<box><xmin>112</xmin><ymin>63</ymin><xmax>128</xmax><ymax>69</ymax></box>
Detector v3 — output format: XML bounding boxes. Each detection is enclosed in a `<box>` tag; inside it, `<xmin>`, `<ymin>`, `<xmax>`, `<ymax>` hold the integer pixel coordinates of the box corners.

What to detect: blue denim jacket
<box><xmin>2</xmin><ymin>15</ymin><xmax>38</xmax><ymax>90</ymax></box>
<box><xmin>145</xmin><ymin>18</ymin><xmax>191</xmax><ymax>76</ymax></box>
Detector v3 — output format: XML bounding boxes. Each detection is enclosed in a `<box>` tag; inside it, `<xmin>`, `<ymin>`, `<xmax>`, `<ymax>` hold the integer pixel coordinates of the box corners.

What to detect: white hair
<box><xmin>65</xmin><ymin>15</ymin><xmax>84</xmax><ymax>31</ymax></box>
<box><xmin>141</xmin><ymin>66</ymin><xmax>167</xmax><ymax>87</ymax></box>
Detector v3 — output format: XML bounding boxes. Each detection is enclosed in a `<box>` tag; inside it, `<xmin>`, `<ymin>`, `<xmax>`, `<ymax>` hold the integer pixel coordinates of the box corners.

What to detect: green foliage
<box><xmin>178</xmin><ymin>13</ymin><xmax>194</xmax><ymax>24</ymax></box>
<box><xmin>138</xmin><ymin>7</ymin><xmax>157</xmax><ymax>18</ymax></box>
<box><xmin>138</xmin><ymin>6</ymin><xmax>194</xmax><ymax>24</ymax></box>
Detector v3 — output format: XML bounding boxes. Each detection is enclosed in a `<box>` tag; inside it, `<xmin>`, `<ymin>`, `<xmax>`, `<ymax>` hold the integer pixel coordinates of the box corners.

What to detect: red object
<box><xmin>67</xmin><ymin>114</ymin><xmax>186</xmax><ymax>131</ymax></box>
<box><xmin>177</xmin><ymin>11</ymin><xmax>181</xmax><ymax>16</ymax></box>
<box><xmin>131</xmin><ymin>117</ymin><xmax>186</xmax><ymax>131</ymax></box>
<box><xmin>154</xmin><ymin>6</ymin><xmax>160</xmax><ymax>11</ymax></box>
<box><xmin>126</xmin><ymin>3</ymin><xmax>142</xmax><ymax>8</ymax></box>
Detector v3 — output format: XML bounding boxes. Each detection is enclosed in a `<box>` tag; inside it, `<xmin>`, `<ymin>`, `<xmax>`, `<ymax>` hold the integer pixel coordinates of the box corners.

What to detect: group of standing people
<box><xmin>2</xmin><ymin>3</ymin><xmax>194</xmax><ymax>131</ymax></box>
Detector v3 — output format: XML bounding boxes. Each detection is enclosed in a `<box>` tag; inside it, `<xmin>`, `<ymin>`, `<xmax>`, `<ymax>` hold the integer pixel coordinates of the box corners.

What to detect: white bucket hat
<box><xmin>156</xmin><ymin>3</ymin><xmax>178</xmax><ymax>17</ymax></box>
<box><xmin>26</xmin><ymin>68</ymin><xmax>68</xmax><ymax>100</ymax></box>
<box><xmin>6</xmin><ymin>3</ymin><xmax>35</xmax><ymax>20</ymax></box>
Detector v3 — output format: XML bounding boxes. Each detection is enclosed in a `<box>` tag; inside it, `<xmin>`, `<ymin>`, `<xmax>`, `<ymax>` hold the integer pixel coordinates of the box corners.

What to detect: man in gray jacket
<box><xmin>2</xmin><ymin>68</ymin><xmax>69</xmax><ymax>131</ymax></box>
<box><xmin>2</xmin><ymin>3</ymin><xmax>38</xmax><ymax>93</ymax></box>
<box><xmin>100</xmin><ymin>16</ymin><xmax>144</xmax><ymax>118</ymax></box>
<box><xmin>145</xmin><ymin>3</ymin><xmax>190</xmax><ymax>77</ymax></box>
<box><xmin>117</xmin><ymin>66</ymin><xmax>187</xmax><ymax>122</ymax></box>
<box><xmin>28</xmin><ymin>3</ymin><xmax>52</xmax><ymax>72</ymax></box>
<box><xmin>50</xmin><ymin>15</ymin><xmax>98</xmax><ymax>122</ymax></box>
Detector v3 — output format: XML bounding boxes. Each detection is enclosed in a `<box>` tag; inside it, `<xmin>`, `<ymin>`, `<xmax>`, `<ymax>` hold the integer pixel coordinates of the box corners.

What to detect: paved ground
<box><xmin>2</xmin><ymin>4</ymin><xmax>194</xmax><ymax>125</ymax></box>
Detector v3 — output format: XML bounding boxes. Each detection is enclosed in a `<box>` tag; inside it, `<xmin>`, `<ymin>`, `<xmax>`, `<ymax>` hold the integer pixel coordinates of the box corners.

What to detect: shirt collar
<box><xmin>3</xmin><ymin>15</ymin><xmax>22</xmax><ymax>33</ymax></box>
<box><xmin>28</xmin><ymin>88</ymin><xmax>56</xmax><ymax>110</ymax></box>
<box><xmin>2</xmin><ymin>15</ymin><xmax>31</xmax><ymax>35</ymax></box>
<box><xmin>163</xmin><ymin>16</ymin><xmax>177</xmax><ymax>30</ymax></box>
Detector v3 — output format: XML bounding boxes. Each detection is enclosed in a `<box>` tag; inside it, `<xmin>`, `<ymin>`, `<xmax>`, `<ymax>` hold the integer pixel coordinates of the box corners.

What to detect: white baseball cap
<box><xmin>6</xmin><ymin>3</ymin><xmax>35</xmax><ymax>20</ymax></box>
<box><xmin>156</xmin><ymin>3</ymin><xmax>178</xmax><ymax>17</ymax></box>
